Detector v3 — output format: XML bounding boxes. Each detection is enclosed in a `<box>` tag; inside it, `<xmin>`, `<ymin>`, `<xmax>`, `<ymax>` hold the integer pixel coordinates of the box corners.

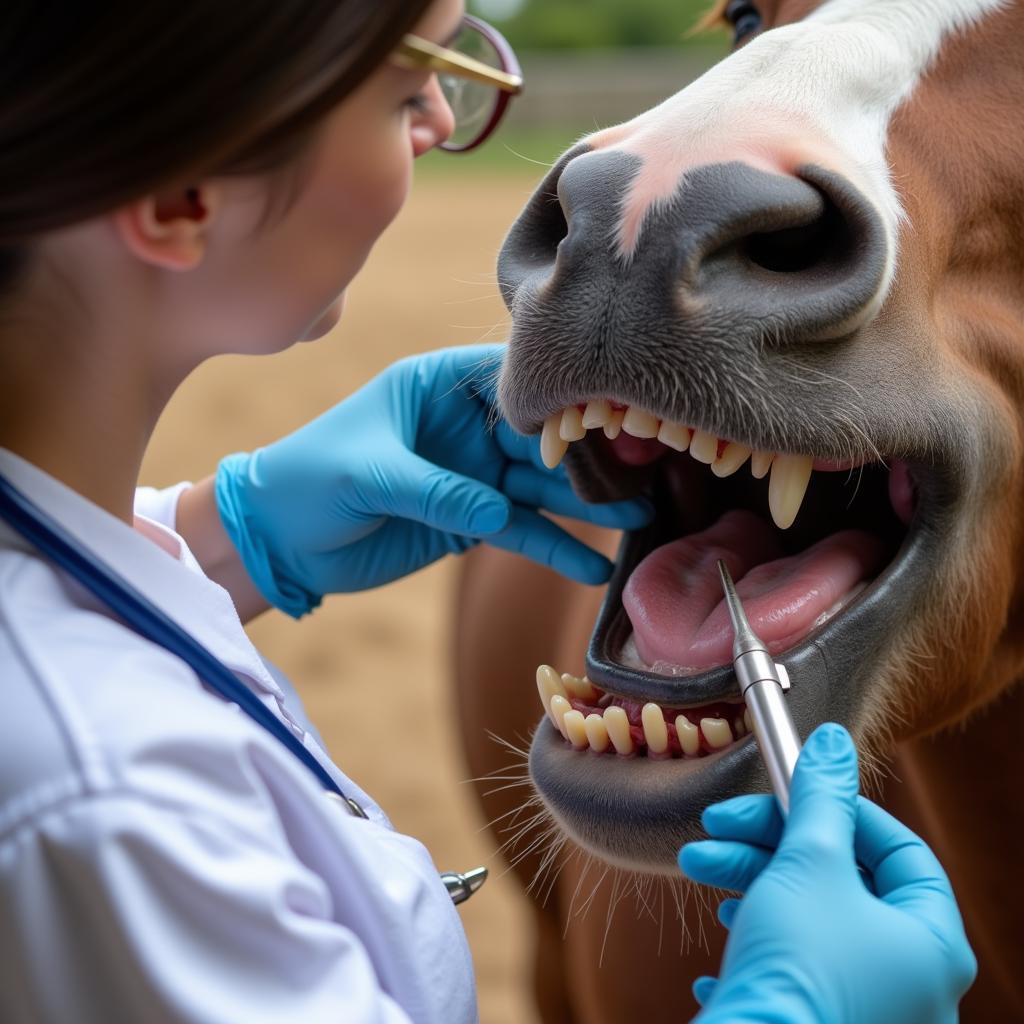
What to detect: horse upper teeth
<box><xmin>712</xmin><ymin>442</ymin><xmax>752</xmax><ymax>478</ymax></box>
<box><xmin>582</xmin><ymin>399</ymin><xmax>613</xmax><ymax>429</ymax></box>
<box><xmin>701</xmin><ymin>717</ymin><xmax>733</xmax><ymax>749</ymax></box>
<box><xmin>750</xmin><ymin>450</ymin><xmax>774</xmax><ymax>479</ymax></box>
<box><xmin>540</xmin><ymin>414</ymin><xmax>570</xmax><ymax>469</ymax></box>
<box><xmin>603</xmin><ymin>409</ymin><xmax>625</xmax><ymax>440</ymax></box>
<box><xmin>657</xmin><ymin>420</ymin><xmax>691</xmax><ymax>452</ymax></box>
<box><xmin>539</xmin><ymin>403</ymin><xmax>812</xmax><ymax>528</ymax></box>
<box><xmin>622</xmin><ymin>407</ymin><xmax>660</xmax><ymax>438</ymax></box>
<box><xmin>559</xmin><ymin>406</ymin><xmax>586</xmax><ymax>442</ymax></box>
<box><xmin>769</xmin><ymin>453</ymin><xmax>814</xmax><ymax>531</ymax></box>
<box><xmin>689</xmin><ymin>430</ymin><xmax>718</xmax><ymax>464</ymax></box>
<box><xmin>641</xmin><ymin>702</ymin><xmax>669</xmax><ymax>754</ymax></box>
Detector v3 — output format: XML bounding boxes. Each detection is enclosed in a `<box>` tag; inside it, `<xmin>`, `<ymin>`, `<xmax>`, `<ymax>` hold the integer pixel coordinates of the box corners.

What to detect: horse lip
<box><xmin>529</xmin><ymin>717</ymin><xmax>765</xmax><ymax>872</ymax></box>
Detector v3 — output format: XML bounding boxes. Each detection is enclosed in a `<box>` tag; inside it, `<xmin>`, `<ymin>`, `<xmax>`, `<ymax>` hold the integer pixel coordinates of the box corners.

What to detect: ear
<box><xmin>113</xmin><ymin>184</ymin><xmax>221</xmax><ymax>272</ymax></box>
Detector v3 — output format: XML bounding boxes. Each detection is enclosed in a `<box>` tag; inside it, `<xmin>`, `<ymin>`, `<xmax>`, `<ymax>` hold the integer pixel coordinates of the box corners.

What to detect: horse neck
<box><xmin>892</xmin><ymin>679</ymin><xmax>1024</xmax><ymax>1013</ymax></box>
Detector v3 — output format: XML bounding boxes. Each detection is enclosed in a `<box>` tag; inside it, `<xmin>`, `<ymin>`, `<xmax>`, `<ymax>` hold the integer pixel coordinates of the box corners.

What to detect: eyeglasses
<box><xmin>394</xmin><ymin>15</ymin><xmax>523</xmax><ymax>153</ymax></box>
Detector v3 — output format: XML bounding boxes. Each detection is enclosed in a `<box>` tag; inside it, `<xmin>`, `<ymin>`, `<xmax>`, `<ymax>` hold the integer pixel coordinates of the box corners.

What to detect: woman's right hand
<box><xmin>678</xmin><ymin>723</ymin><xmax>976</xmax><ymax>1024</ymax></box>
<box><xmin>213</xmin><ymin>344</ymin><xmax>652</xmax><ymax>618</ymax></box>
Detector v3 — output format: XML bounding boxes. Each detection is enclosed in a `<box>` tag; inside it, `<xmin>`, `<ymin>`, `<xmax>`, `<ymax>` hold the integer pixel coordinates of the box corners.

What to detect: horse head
<box><xmin>494</xmin><ymin>0</ymin><xmax>1024</xmax><ymax>874</ymax></box>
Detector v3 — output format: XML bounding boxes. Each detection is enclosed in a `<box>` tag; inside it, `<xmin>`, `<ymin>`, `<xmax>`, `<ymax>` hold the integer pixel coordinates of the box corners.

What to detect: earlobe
<box><xmin>114</xmin><ymin>184</ymin><xmax>219</xmax><ymax>272</ymax></box>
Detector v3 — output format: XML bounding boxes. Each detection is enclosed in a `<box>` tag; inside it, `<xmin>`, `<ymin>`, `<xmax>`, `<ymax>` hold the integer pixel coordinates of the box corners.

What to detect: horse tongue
<box><xmin>622</xmin><ymin>509</ymin><xmax>886</xmax><ymax>672</ymax></box>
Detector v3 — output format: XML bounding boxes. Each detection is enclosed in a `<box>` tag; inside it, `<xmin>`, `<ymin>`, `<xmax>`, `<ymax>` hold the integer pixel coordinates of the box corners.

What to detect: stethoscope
<box><xmin>0</xmin><ymin>472</ymin><xmax>487</xmax><ymax>905</ymax></box>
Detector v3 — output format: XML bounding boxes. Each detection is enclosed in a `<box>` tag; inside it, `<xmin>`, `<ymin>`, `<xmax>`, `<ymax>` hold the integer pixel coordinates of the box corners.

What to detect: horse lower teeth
<box><xmin>535</xmin><ymin>663</ymin><xmax>746</xmax><ymax>758</ymax></box>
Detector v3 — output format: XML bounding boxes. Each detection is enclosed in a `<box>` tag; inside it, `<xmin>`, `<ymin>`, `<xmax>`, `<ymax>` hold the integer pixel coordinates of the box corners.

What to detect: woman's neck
<box><xmin>0</xmin><ymin>314</ymin><xmax>172</xmax><ymax>525</ymax></box>
<box><xmin>0</xmin><ymin>313</ymin><xmax>272</xmax><ymax>622</ymax></box>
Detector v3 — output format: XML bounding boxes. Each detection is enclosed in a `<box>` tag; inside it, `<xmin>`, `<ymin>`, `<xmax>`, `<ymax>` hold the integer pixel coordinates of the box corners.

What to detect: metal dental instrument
<box><xmin>717</xmin><ymin>560</ymin><xmax>803</xmax><ymax>816</ymax></box>
<box><xmin>440</xmin><ymin>866</ymin><xmax>489</xmax><ymax>905</ymax></box>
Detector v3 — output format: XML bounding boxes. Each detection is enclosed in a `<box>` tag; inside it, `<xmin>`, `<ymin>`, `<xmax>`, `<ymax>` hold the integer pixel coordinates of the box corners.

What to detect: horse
<box><xmin>455</xmin><ymin>0</ymin><xmax>1024</xmax><ymax>1020</ymax></box>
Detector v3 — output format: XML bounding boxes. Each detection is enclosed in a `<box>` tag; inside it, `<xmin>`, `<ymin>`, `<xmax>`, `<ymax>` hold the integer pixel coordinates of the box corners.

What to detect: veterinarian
<box><xmin>0</xmin><ymin>1</ymin><xmax>974</xmax><ymax>1022</ymax></box>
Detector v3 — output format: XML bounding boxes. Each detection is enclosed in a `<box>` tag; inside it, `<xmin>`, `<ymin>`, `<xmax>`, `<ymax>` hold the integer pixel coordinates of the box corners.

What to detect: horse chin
<box><xmin>526</xmin><ymin>424</ymin><xmax>959</xmax><ymax>873</ymax></box>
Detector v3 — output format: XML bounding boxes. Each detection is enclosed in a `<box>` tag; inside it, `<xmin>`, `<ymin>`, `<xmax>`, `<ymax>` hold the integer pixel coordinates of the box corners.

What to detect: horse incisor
<box><xmin>456</xmin><ymin>1</ymin><xmax>1024</xmax><ymax>1019</ymax></box>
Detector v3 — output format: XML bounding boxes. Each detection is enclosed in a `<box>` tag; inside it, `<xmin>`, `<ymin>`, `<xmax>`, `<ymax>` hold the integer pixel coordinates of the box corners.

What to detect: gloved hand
<box><xmin>678</xmin><ymin>723</ymin><xmax>976</xmax><ymax>1024</ymax></box>
<box><xmin>215</xmin><ymin>344</ymin><xmax>651</xmax><ymax>617</ymax></box>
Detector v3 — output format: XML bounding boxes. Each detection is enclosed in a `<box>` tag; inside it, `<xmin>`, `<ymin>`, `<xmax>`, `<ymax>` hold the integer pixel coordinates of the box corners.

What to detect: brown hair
<box><xmin>0</xmin><ymin>0</ymin><xmax>436</xmax><ymax>287</ymax></box>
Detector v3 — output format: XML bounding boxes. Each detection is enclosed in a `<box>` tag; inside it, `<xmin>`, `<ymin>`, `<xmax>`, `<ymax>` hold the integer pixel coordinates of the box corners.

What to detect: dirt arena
<box><xmin>142</xmin><ymin>172</ymin><xmax>553</xmax><ymax>1024</ymax></box>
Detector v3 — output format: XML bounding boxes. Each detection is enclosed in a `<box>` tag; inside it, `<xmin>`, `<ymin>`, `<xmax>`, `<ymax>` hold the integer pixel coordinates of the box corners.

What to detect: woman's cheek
<box><xmin>349</xmin><ymin>135</ymin><xmax>413</xmax><ymax>238</ymax></box>
<box><xmin>382</xmin><ymin>133</ymin><xmax>416</xmax><ymax>217</ymax></box>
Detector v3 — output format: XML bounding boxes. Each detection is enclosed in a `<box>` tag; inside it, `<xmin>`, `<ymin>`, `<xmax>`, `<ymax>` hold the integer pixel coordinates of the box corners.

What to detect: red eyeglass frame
<box><xmin>396</xmin><ymin>14</ymin><xmax>524</xmax><ymax>153</ymax></box>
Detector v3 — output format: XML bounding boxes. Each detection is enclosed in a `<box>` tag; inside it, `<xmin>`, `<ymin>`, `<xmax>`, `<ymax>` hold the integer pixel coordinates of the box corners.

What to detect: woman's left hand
<box><xmin>214</xmin><ymin>344</ymin><xmax>651</xmax><ymax>617</ymax></box>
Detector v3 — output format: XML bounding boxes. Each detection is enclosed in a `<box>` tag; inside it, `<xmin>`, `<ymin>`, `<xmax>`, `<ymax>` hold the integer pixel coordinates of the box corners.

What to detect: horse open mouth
<box><xmin>528</xmin><ymin>398</ymin><xmax>926</xmax><ymax>869</ymax></box>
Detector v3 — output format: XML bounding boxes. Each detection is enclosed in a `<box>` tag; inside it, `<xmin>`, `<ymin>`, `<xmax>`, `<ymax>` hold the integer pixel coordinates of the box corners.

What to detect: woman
<box><xmin>0</xmin><ymin>1</ymin><xmax>975</xmax><ymax>1021</ymax></box>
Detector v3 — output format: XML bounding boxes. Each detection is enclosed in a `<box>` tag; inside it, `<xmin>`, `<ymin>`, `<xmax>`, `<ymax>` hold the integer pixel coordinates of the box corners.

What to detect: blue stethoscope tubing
<box><xmin>0</xmin><ymin>471</ymin><xmax>357</xmax><ymax>806</ymax></box>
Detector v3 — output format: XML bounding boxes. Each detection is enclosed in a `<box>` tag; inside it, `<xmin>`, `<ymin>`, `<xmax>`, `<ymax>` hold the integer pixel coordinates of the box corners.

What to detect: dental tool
<box><xmin>717</xmin><ymin>560</ymin><xmax>803</xmax><ymax>816</ymax></box>
<box><xmin>440</xmin><ymin>866</ymin><xmax>489</xmax><ymax>905</ymax></box>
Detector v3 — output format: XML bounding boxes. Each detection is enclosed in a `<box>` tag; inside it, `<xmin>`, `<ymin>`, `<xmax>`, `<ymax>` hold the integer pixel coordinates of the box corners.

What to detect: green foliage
<box><xmin>470</xmin><ymin>0</ymin><xmax>725</xmax><ymax>50</ymax></box>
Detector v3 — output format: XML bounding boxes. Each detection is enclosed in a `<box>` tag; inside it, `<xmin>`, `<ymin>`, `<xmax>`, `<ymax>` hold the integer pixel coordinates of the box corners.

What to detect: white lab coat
<box><xmin>0</xmin><ymin>449</ymin><xmax>478</xmax><ymax>1024</ymax></box>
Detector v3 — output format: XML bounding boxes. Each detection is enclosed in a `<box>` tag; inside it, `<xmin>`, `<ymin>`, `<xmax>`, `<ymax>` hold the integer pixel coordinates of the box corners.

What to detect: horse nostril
<box><xmin>499</xmin><ymin>146</ymin><xmax>648</xmax><ymax>311</ymax></box>
<box><xmin>497</xmin><ymin>145</ymin><xmax>586</xmax><ymax>309</ymax></box>
<box><xmin>541</xmin><ymin>194</ymin><xmax>570</xmax><ymax>257</ymax></box>
<box><xmin>688</xmin><ymin>163</ymin><xmax>889</xmax><ymax>342</ymax></box>
<box><xmin>744</xmin><ymin>197</ymin><xmax>848</xmax><ymax>275</ymax></box>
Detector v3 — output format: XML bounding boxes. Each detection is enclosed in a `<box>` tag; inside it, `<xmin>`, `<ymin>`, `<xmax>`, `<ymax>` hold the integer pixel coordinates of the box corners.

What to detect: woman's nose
<box><xmin>412</xmin><ymin>77</ymin><xmax>456</xmax><ymax>157</ymax></box>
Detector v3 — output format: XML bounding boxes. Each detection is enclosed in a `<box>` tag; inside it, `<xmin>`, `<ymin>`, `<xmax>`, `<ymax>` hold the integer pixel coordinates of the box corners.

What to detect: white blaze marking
<box><xmin>594</xmin><ymin>0</ymin><xmax>1006</xmax><ymax>312</ymax></box>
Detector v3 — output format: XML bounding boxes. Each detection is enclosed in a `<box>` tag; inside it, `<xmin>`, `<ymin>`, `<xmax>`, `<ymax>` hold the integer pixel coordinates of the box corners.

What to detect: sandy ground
<box><xmin>141</xmin><ymin>173</ymin><xmax>546</xmax><ymax>1024</ymax></box>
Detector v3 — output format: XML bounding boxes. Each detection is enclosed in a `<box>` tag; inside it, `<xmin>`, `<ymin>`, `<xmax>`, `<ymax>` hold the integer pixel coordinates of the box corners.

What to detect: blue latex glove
<box><xmin>215</xmin><ymin>344</ymin><xmax>651</xmax><ymax>617</ymax></box>
<box><xmin>678</xmin><ymin>724</ymin><xmax>976</xmax><ymax>1024</ymax></box>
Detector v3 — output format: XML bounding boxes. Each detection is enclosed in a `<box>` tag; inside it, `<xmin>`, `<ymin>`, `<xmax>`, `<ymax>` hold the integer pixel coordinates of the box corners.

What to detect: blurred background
<box><xmin>143</xmin><ymin>5</ymin><xmax>726</xmax><ymax>1021</ymax></box>
<box><xmin>422</xmin><ymin>0</ymin><xmax>726</xmax><ymax>175</ymax></box>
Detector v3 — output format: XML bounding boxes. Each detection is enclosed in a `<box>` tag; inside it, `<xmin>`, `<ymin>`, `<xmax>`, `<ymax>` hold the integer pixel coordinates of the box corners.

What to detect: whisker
<box><xmin>496</xmin><ymin>143</ymin><xmax>561</xmax><ymax>169</ymax></box>
<box><xmin>480</xmin><ymin>779</ymin><xmax>535</xmax><ymax>799</ymax></box>
<box><xmin>598</xmin><ymin>870</ymin><xmax>623</xmax><ymax>968</ymax></box>
<box><xmin>564</xmin><ymin>850</ymin><xmax>597</xmax><ymax>933</ymax></box>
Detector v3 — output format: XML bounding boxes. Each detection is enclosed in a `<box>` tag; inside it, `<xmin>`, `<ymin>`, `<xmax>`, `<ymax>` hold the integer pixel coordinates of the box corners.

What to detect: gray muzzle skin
<box><xmin>497</xmin><ymin>147</ymin><xmax>889</xmax><ymax>446</ymax></box>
